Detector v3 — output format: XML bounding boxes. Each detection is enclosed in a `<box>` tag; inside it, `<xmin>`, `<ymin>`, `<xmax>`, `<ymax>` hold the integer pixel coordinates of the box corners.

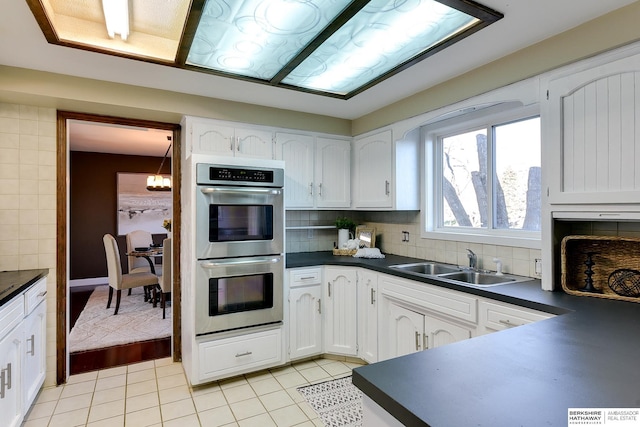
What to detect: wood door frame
<box><xmin>56</xmin><ymin>111</ymin><xmax>182</xmax><ymax>385</ymax></box>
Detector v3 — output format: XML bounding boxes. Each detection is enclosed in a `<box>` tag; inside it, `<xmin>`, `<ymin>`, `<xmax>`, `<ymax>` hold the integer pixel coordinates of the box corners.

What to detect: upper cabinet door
<box><xmin>315</xmin><ymin>138</ymin><xmax>351</xmax><ymax>208</ymax></box>
<box><xmin>546</xmin><ymin>53</ymin><xmax>640</xmax><ymax>205</ymax></box>
<box><xmin>353</xmin><ymin>130</ymin><xmax>393</xmax><ymax>208</ymax></box>
<box><xmin>275</xmin><ymin>132</ymin><xmax>315</xmax><ymax>208</ymax></box>
<box><xmin>235</xmin><ymin>128</ymin><xmax>274</xmax><ymax>159</ymax></box>
<box><xmin>191</xmin><ymin>122</ymin><xmax>236</xmax><ymax>156</ymax></box>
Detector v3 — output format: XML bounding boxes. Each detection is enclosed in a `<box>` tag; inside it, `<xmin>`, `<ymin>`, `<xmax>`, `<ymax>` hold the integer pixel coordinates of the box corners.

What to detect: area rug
<box><xmin>69</xmin><ymin>285</ymin><xmax>171</xmax><ymax>353</ymax></box>
<box><xmin>298</xmin><ymin>376</ymin><xmax>363</xmax><ymax>427</ymax></box>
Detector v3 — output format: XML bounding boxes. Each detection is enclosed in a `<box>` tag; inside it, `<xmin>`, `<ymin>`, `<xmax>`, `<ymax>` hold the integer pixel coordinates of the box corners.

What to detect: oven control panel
<box><xmin>196</xmin><ymin>163</ymin><xmax>284</xmax><ymax>187</ymax></box>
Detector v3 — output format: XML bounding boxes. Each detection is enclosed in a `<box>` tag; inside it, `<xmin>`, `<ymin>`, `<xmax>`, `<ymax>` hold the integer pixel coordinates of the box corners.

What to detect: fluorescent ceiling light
<box><xmin>102</xmin><ymin>0</ymin><xmax>130</xmax><ymax>41</ymax></box>
<box><xmin>26</xmin><ymin>0</ymin><xmax>502</xmax><ymax>98</ymax></box>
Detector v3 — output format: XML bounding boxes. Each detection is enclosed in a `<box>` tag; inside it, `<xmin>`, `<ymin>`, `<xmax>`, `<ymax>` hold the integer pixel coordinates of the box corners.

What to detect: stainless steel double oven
<box><xmin>195</xmin><ymin>163</ymin><xmax>284</xmax><ymax>336</ymax></box>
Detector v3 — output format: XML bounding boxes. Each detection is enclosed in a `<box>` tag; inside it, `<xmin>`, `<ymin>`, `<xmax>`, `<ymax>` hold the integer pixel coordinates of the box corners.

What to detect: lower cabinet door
<box><xmin>22</xmin><ymin>302</ymin><xmax>46</xmax><ymax>409</ymax></box>
<box><xmin>386</xmin><ymin>303</ymin><xmax>425</xmax><ymax>358</ymax></box>
<box><xmin>289</xmin><ymin>285</ymin><xmax>322</xmax><ymax>360</ymax></box>
<box><xmin>0</xmin><ymin>325</ymin><xmax>23</xmax><ymax>427</ymax></box>
<box><xmin>424</xmin><ymin>314</ymin><xmax>471</xmax><ymax>349</ymax></box>
<box><xmin>198</xmin><ymin>328</ymin><xmax>282</xmax><ymax>382</ymax></box>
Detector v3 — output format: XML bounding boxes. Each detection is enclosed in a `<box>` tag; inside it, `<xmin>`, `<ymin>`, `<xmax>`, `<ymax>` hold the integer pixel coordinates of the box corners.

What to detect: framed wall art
<box><xmin>117</xmin><ymin>173</ymin><xmax>172</xmax><ymax>235</ymax></box>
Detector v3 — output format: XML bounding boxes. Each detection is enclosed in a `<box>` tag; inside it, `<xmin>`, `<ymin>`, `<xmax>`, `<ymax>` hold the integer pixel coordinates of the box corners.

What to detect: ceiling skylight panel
<box><xmin>282</xmin><ymin>0</ymin><xmax>479</xmax><ymax>95</ymax></box>
<box><xmin>186</xmin><ymin>0</ymin><xmax>352</xmax><ymax>80</ymax></box>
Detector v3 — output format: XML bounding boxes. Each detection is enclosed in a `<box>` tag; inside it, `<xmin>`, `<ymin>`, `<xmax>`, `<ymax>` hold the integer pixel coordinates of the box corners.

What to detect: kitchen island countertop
<box><xmin>286</xmin><ymin>251</ymin><xmax>640</xmax><ymax>427</ymax></box>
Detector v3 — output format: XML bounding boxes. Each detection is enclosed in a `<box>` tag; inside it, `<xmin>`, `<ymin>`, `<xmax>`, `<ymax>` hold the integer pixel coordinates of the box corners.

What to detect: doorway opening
<box><xmin>56</xmin><ymin>112</ymin><xmax>181</xmax><ymax>384</ymax></box>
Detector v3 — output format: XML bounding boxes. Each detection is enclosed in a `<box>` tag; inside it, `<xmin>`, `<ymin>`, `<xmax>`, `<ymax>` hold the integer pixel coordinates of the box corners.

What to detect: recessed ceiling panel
<box><xmin>186</xmin><ymin>0</ymin><xmax>353</xmax><ymax>80</ymax></box>
<box><xmin>282</xmin><ymin>0</ymin><xmax>479</xmax><ymax>95</ymax></box>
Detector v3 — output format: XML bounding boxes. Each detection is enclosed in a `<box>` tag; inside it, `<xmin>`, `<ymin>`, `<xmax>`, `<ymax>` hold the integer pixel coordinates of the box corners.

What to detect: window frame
<box><xmin>421</xmin><ymin>104</ymin><xmax>541</xmax><ymax>249</ymax></box>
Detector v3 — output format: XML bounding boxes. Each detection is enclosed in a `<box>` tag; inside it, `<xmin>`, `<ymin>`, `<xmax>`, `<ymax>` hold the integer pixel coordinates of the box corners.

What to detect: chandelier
<box><xmin>147</xmin><ymin>137</ymin><xmax>172</xmax><ymax>191</ymax></box>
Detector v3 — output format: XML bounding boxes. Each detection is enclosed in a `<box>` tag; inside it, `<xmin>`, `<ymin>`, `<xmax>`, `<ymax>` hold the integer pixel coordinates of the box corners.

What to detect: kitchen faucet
<box><xmin>466</xmin><ymin>249</ymin><xmax>477</xmax><ymax>270</ymax></box>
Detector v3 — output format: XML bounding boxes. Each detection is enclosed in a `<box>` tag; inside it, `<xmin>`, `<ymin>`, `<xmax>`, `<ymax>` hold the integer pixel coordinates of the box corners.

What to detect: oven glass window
<box><xmin>209</xmin><ymin>205</ymin><xmax>273</xmax><ymax>242</ymax></box>
<box><xmin>209</xmin><ymin>273</ymin><xmax>274</xmax><ymax>316</ymax></box>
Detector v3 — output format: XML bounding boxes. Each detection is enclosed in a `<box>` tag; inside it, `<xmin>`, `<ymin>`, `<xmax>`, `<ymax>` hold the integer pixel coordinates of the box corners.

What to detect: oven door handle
<box><xmin>200</xmin><ymin>257</ymin><xmax>281</xmax><ymax>268</ymax></box>
<box><xmin>200</xmin><ymin>187</ymin><xmax>282</xmax><ymax>195</ymax></box>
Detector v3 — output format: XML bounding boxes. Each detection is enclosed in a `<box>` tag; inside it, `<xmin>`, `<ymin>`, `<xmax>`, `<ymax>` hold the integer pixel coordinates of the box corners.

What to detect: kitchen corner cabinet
<box><xmin>545</xmin><ymin>52</ymin><xmax>640</xmax><ymax>205</ymax></box>
<box><xmin>0</xmin><ymin>276</ymin><xmax>47</xmax><ymax>427</ymax></box>
<box><xmin>186</xmin><ymin>116</ymin><xmax>274</xmax><ymax>159</ymax></box>
<box><xmin>324</xmin><ymin>267</ymin><xmax>358</xmax><ymax>356</ymax></box>
<box><xmin>275</xmin><ymin>132</ymin><xmax>351</xmax><ymax>209</ymax></box>
<box><xmin>357</xmin><ymin>269</ymin><xmax>378</xmax><ymax>363</ymax></box>
<box><xmin>353</xmin><ymin>129</ymin><xmax>419</xmax><ymax>210</ymax></box>
<box><xmin>288</xmin><ymin>268</ymin><xmax>323</xmax><ymax>360</ymax></box>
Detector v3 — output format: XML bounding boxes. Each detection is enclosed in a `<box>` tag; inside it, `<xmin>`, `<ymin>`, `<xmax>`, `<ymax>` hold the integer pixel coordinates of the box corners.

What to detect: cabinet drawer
<box><xmin>481</xmin><ymin>301</ymin><xmax>553</xmax><ymax>331</ymax></box>
<box><xmin>198</xmin><ymin>328</ymin><xmax>282</xmax><ymax>381</ymax></box>
<box><xmin>24</xmin><ymin>278</ymin><xmax>47</xmax><ymax>315</ymax></box>
<box><xmin>0</xmin><ymin>296</ymin><xmax>24</xmax><ymax>339</ymax></box>
<box><xmin>289</xmin><ymin>268</ymin><xmax>322</xmax><ymax>287</ymax></box>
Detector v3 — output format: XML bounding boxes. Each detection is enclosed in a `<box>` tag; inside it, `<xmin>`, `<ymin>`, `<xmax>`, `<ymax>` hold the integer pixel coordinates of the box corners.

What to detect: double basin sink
<box><xmin>389</xmin><ymin>262</ymin><xmax>529</xmax><ymax>287</ymax></box>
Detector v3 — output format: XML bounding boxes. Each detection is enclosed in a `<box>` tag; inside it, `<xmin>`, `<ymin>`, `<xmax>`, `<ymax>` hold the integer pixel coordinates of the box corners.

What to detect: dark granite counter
<box><xmin>0</xmin><ymin>269</ymin><xmax>49</xmax><ymax>307</ymax></box>
<box><xmin>286</xmin><ymin>252</ymin><xmax>640</xmax><ymax>427</ymax></box>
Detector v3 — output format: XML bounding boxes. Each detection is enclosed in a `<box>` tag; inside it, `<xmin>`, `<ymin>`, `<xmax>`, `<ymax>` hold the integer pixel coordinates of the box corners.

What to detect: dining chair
<box><xmin>126</xmin><ymin>230</ymin><xmax>154</xmax><ymax>274</ymax></box>
<box><xmin>103</xmin><ymin>234</ymin><xmax>159</xmax><ymax>315</ymax></box>
<box><xmin>156</xmin><ymin>237</ymin><xmax>172</xmax><ymax>319</ymax></box>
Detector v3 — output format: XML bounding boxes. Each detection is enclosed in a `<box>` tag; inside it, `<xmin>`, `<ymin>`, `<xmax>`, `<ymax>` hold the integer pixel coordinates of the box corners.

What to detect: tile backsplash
<box><xmin>0</xmin><ymin>102</ymin><xmax>57</xmax><ymax>387</ymax></box>
<box><xmin>286</xmin><ymin>210</ymin><xmax>542</xmax><ymax>278</ymax></box>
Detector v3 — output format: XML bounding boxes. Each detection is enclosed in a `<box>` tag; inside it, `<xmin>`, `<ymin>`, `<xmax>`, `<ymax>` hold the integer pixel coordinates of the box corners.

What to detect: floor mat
<box><xmin>298</xmin><ymin>376</ymin><xmax>363</xmax><ymax>427</ymax></box>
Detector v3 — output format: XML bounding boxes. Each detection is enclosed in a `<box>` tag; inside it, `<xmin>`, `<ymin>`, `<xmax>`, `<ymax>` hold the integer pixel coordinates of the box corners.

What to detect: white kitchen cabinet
<box><xmin>353</xmin><ymin>128</ymin><xmax>419</xmax><ymax>210</ymax></box>
<box><xmin>197</xmin><ymin>328</ymin><xmax>282</xmax><ymax>382</ymax></box>
<box><xmin>382</xmin><ymin>300</ymin><xmax>471</xmax><ymax>360</ymax></box>
<box><xmin>22</xmin><ymin>300</ymin><xmax>46</xmax><ymax>409</ymax></box>
<box><xmin>545</xmin><ymin>51</ymin><xmax>640</xmax><ymax>205</ymax></box>
<box><xmin>357</xmin><ymin>269</ymin><xmax>378</xmax><ymax>363</ymax></box>
<box><xmin>275</xmin><ymin>133</ymin><xmax>351</xmax><ymax>209</ymax></box>
<box><xmin>275</xmin><ymin>133</ymin><xmax>315</xmax><ymax>208</ymax></box>
<box><xmin>0</xmin><ymin>276</ymin><xmax>47</xmax><ymax>427</ymax></box>
<box><xmin>0</xmin><ymin>298</ymin><xmax>23</xmax><ymax>427</ymax></box>
<box><xmin>386</xmin><ymin>302</ymin><xmax>425</xmax><ymax>358</ymax></box>
<box><xmin>478</xmin><ymin>299</ymin><xmax>554</xmax><ymax>335</ymax></box>
<box><xmin>288</xmin><ymin>268</ymin><xmax>323</xmax><ymax>360</ymax></box>
<box><xmin>324</xmin><ymin>267</ymin><xmax>358</xmax><ymax>356</ymax></box>
<box><xmin>187</xmin><ymin>117</ymin><xmax>274</xmax><ymax>159</ymax></box>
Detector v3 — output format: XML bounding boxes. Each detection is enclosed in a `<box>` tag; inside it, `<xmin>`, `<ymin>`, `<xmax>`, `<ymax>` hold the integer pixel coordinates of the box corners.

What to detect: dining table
<box><xmin>127</xmin><ymin>246</ymin><xmax>163</xmax><ymax>305</ymax></box>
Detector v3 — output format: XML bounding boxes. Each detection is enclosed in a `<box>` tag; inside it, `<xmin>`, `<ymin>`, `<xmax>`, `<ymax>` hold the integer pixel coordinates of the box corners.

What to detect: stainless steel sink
<box><xmin>389</xmin><ymin>261</ymin><xmax>529</xmax><ymax>287</ymax></box>
<box><xmin>438</xmin><ymin>271</ymin><xmax>516</xmax><ymax>286</ymax></box>
<box><xmin>390</xmin><ymin>262</ymin><xmax>461</xmax><ymax>276</ymax></box>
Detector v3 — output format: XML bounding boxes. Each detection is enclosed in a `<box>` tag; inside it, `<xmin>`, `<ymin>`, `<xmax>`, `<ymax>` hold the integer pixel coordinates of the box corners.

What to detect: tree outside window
<box><xmin>440</xmin><ymin>117</ymin><xmax>541</xmax><ymax>232</ymax></box>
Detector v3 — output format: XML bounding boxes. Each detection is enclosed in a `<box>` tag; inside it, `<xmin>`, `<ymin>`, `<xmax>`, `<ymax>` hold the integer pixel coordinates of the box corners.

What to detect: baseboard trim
<box><xmin>69</xmin><ymin>277</ymin><xmax>108</xmax><ymax>287</ymax></box>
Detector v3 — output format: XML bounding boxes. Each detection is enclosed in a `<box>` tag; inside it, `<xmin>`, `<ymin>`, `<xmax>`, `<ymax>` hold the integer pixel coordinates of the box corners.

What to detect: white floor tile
<box><xmin>229</xmin><ymin>397</ymin><xmax>267</xmax><ymax>420</ymax></box>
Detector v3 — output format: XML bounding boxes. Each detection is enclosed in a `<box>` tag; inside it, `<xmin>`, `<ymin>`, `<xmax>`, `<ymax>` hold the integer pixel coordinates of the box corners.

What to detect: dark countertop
<box><xmin>286</xmin><ymin>252</ymin><xmax>640</xmax><ymax>427</ymax></box>
<box><xmin>0</xmin><ymin>269</ymin><xmax>49</xmax><ymax>308</ymax></box>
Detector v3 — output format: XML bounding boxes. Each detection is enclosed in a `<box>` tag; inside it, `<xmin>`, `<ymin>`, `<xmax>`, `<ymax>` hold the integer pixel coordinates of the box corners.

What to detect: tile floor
<box><xmin>22</xmin><ymin>356</ymin><xmax>364</xmax><ymax>427</ymax></box>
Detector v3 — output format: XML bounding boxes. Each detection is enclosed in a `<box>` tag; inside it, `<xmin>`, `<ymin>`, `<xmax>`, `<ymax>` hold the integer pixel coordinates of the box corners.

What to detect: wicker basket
<box><xmin>561</xmin><ymin>235</ymin><xmax>640</xmax><ymax>303</ymax></box>
<box><xmin>333</xmin><ymin>248</ymin><xmax>357</xmax><ymax>256</ymax></box>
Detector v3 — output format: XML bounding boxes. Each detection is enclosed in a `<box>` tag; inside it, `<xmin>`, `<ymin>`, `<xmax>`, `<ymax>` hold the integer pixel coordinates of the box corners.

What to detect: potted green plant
<box><xmin>335</xmin><ymin>217</ymin><xmax>355</xmax><ymax>249</ymax></box>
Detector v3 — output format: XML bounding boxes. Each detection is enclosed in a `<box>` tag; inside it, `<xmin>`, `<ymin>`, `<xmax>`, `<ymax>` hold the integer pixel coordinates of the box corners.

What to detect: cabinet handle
<box><xmin>415</xmin><ymin>331</ymin><xmax>421</xmax><ymax>351</ymax></box>
<box><xmin>236</xmin><ymin>137</ymin><xmax>241</xmax><ymax>152</ymax></box>
<box><xmin>385</xmin><ymin>180</ymin><xmax>390</xmax><ymax>195</ymax></box>
<box><xmin>498</xmin><ymin>319</ymin><xmax>518</xmax><ymax>328</ymax></box>
<box><xmin>370</xmin><ymin>288</ymin><xmax>376</xmax><ymax>304</ymax></box>
<box><xmin>300</xmin><ymin>276</ymin><xmax>315</xmax><ymax>280</ymax></box>
<box><xmin>423</xmin><ymin>333</ymin><xmax>428</xmax><ymax>350</ymax></box>
<box><xmin>319</xmin><ymin>183</ymin><xmax>323</xmax><ymax>196</ymax></box>
<box><xmin>235</xmin><ymin>351</ymin><xmax>252</xmax><ymax>357</ymax></box>
<box><xmin>230</xmin><ymin>137</ymin><xmax>234</xmax><ymax>151</ymax></box>
<box><xmin>318</xmin><ymin>299</ymin><xmax>321</xmax><ymax>314</ymax></box>
<box><xmin>328</xmin><ymin>282</ymin><xmax>331</xmax><ymax>297</ymax></box>
<box><xmin>27</xmin><ymin>334</ymin><xmax>35</xmax><ymax>356</ymax></box>
<box><xmin>0</xmin><ymin>363</ymin><xmax>11</xmax><ymax>399</ymax></box>
<box><xmin>309</xmin><ymin>182</ymin><xmax>313</xmax><ymax>196</ymax></box>
<box><xmin>38</xmin><ymin>291</ymin><xmax>47</xmax><ymax>297</ymax></box>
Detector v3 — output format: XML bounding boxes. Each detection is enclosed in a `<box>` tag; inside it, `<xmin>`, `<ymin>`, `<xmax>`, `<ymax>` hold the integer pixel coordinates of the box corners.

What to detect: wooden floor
<box><xmin>69</xmin><ymin>284</ymin><xmax>171</xmax><ymax>375</ymax></box>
